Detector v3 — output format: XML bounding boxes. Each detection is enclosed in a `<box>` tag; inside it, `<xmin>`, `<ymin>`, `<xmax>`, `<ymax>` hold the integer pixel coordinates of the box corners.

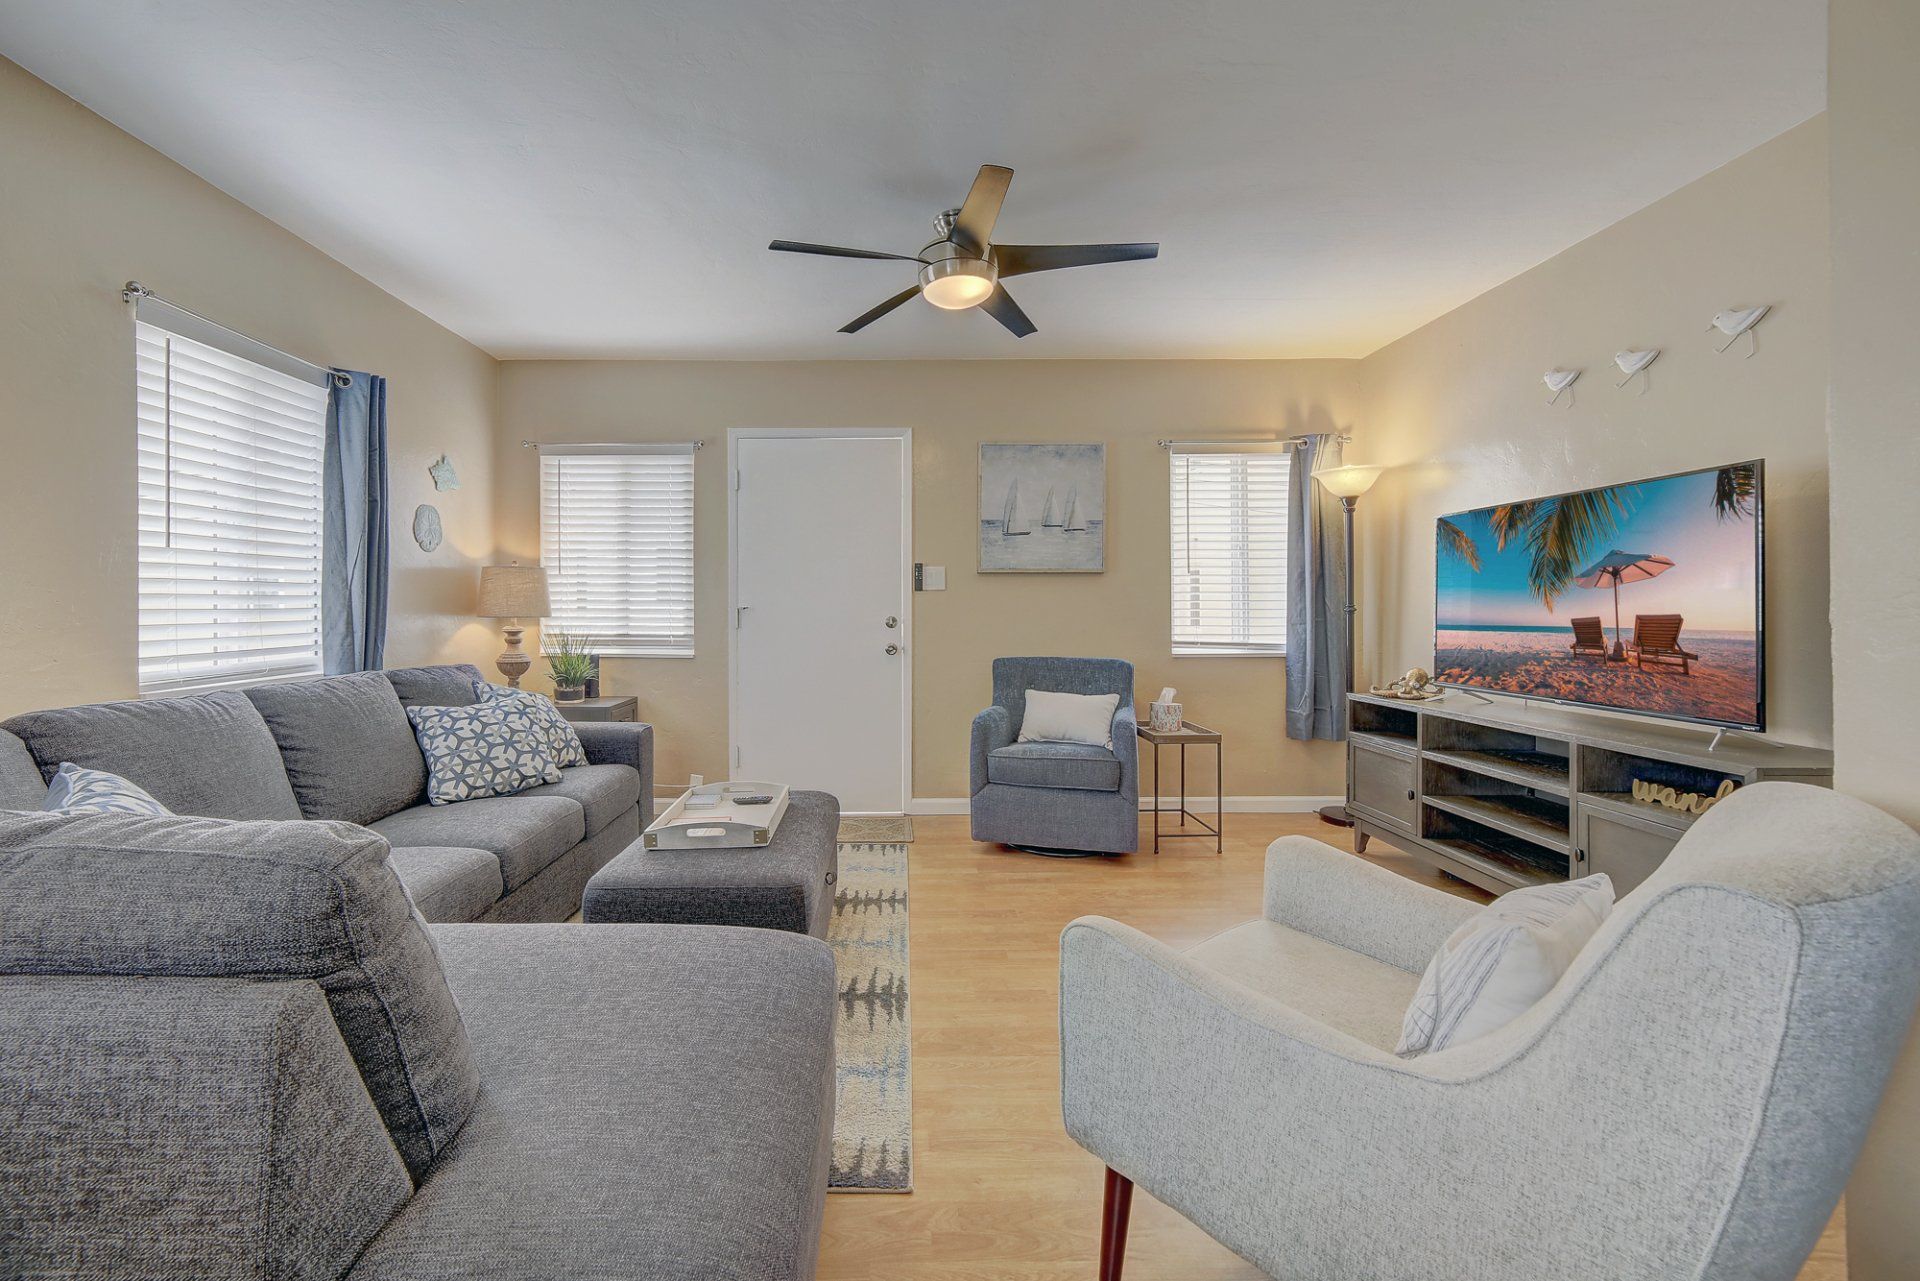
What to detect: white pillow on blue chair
<box><xmin>40</xmin><ymin>762</ymin><xmax>173</xmax><ymax>816</ymax></box>
<box><xmin>1017</xmin><ymin>689</ymin><xmax>1122</xmax><ymax>749</ymax></box>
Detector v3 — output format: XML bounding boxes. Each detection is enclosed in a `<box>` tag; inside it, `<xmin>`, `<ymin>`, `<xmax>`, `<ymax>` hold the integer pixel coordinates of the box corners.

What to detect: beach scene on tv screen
<box><xmin>1435</xmin><ymin>463</ymin><xmax>1761</xmax><ymax>728</ymax></box>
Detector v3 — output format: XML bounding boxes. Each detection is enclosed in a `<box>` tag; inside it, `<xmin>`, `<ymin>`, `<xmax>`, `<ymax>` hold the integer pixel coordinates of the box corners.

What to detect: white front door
<box><xmin>730</xmin><ymin>431</ymin><xmax>910</xmax><ymax>814</ymax></box>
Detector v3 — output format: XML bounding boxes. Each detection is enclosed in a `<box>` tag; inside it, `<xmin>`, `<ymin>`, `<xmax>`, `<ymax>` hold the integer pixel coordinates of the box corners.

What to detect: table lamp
<box><xmin>477</xmin><ymin>563</ymin><xmax>551</xmax><ymax>688</ymax></box>
<box><xmin>1313</xmin><ymin>461</ymin><xmax>1385</xmax><ymax>828</ymax></box>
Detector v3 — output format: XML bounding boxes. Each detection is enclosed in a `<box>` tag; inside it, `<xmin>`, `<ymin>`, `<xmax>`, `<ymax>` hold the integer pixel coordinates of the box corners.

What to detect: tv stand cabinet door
<box><xmin>1349</xmin><ymin>739</ymin><xmax>1418</xmax><ymax>834</ymax></box>
<box><xmin>1577</xmin><ymin>804</ymin><xmax>1685</xmax><ymax>895</ymax></box>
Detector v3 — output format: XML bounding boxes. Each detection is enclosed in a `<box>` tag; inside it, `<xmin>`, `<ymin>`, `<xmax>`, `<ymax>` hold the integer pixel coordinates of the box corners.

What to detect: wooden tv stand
<box><xmin>1344</xmin><ymin>693</ymin><xmax>1834</xmax><ymax>896</ymax></box>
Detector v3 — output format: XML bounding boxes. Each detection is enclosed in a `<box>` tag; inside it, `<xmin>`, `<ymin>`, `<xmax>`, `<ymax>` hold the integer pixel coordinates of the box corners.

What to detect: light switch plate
<box><xmin>922</xmin><ymin>565</ymin><xmax>946</xmax><ymax>590</ymax></box>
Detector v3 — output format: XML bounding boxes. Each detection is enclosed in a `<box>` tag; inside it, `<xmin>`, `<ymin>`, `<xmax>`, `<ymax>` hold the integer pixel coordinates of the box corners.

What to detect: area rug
<box><xmin>836</xmin><ymin>814</ymin><xmax>914</xmax><ymax>843</ymax></box>
<box><xmin>827</xmin><ymin>840</ymin><xmax>913</xmax><ymax>1192</ymax></box>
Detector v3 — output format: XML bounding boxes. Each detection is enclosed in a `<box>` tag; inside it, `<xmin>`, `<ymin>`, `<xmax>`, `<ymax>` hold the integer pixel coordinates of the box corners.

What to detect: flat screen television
<box><xmin>1434</xmin><ymin>460</ymin><xmax>1764</xmax><ymax>731</ymax></box>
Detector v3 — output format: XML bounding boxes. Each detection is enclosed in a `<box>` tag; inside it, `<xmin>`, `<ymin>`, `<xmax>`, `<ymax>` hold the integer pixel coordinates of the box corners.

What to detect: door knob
<box><xmin>884</xmin><ymin>615</ymin><xmax>899</xmax><ymax>629</ymax></box>
<box><xmin>885</xmin><ymin>643</ymin><xmax>900</xmax><ymax>656</ymax></box>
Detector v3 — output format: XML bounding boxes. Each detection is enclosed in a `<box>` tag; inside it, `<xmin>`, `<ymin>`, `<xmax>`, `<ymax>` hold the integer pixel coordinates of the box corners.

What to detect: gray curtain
<box><xmin>322</xmin><ymin>370</ymin><xmax>389</xmax><ymax>673</ymax></box>
<box><xmin>1286</xmin><ymin>433</ymin><xmax>1349</xmax><ymax>741</ymax></box>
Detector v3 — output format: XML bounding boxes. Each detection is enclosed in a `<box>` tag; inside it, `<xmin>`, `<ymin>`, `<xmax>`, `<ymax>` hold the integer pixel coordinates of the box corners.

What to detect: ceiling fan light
<box><xmin>920</xmin><ymin>257</ymin><xmax>997</xmax><ymax>310</ymax></box>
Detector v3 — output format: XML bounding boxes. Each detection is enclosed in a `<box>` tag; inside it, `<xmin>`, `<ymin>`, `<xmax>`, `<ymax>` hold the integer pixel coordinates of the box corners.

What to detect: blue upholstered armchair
<box><xmin>970</xmin><ymin>657</ymin><xmax>1138</xmax><ymax>856</ymax></box>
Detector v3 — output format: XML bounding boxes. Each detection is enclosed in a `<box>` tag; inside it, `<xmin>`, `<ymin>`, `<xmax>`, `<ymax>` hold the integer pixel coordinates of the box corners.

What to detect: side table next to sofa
<box><xmin>556</xmin><ymin>695</ymin><xmax>638</xmax><ymax>723</ymax></box>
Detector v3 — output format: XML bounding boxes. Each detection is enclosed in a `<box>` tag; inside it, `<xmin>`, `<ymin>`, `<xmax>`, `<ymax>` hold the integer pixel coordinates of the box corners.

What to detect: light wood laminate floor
<box><xmin>815</xmin><ymin>812</ymin><xmax>1846</xmax><ymax>1280</ymax></box>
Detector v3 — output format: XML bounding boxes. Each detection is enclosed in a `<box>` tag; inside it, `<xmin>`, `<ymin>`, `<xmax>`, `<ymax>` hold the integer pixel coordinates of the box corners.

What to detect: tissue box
<box><xmin>1148</xmin><ymin>701</ymin><xmax>1183</xmax><ymax>733</ymax></box>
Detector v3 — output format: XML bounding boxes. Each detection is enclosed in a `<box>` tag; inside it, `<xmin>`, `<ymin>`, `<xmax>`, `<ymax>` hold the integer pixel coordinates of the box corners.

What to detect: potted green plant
<box><xmin>544</xmin><ymin>631</ymin><xmax>595</xmax><ymax>703</ymax></box>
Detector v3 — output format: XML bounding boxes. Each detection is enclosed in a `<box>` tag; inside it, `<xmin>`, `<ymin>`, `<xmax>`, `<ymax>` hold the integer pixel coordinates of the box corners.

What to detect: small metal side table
<box><xmin>1135</xmin><ymin>720</ymin><xmax>1222</xmax><ymax>853</ymax></box>
<box><xmin>555</xmin><ymin>695</ymin><xmax>638</xmax><ymax>723</ymax></box>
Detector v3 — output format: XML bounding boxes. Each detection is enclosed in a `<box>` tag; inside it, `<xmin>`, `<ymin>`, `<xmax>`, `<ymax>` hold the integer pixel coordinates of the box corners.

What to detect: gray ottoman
<box><xmin>581</xmin><ymin>790</ymin><xmax>840</xmax><ymax>938</ymax></box>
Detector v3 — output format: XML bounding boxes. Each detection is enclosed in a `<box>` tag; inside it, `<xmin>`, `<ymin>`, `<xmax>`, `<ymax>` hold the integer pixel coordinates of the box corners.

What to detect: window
<box><xmin>136</xmin><ymin>320</ymin><xmax>329</xmax><ymax>695</ymax></box>
<box><xmin>1169</xmin><ymin>447</ymin><xmax>1290</xmax><ymax>655</ymax></box>
<box><xmin>539</xmin><ymin>444</ymin><xmax>696</xmax><ymax>657</ymax></box>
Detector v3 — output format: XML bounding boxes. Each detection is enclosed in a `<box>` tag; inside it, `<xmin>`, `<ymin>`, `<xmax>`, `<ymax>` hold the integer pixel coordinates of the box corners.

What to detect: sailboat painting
<box><xmin>979</xmin><ymin>443</ymin><xmax>1106</xmax><ymax>572</ymax></box>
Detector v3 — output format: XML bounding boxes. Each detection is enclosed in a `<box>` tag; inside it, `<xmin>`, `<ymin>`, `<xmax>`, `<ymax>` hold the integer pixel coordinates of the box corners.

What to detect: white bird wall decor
<box><xmin>1543</xmin><ymin>368</ymin><xmax>1582</xmax><ymax>406</ymax></box>
<box><xmin>1709</xmin><ymin>305</ymin><xmax>1771</xmax><ymax>356</ymax></box>
<box><xmin>1614</xmin><ymin>348</ymin><xmax>1660</xmax><ymax>393</ymax></box>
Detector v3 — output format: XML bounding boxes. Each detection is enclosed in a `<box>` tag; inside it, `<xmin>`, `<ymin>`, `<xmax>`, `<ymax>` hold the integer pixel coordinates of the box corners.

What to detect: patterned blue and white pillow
<box><xmin>41</xmin><ymin>762</ymin><xmax>173</xmax><ymax>816</ymax></box>
<box><xmin>478</xmin><ymin>682</ymin><xmax>588</xmax><ymax>769</ymax></box>
<box><xmin>407</xmin><ymin>699</ymin><xmax>564</xmax><ymax>806</ymax></box>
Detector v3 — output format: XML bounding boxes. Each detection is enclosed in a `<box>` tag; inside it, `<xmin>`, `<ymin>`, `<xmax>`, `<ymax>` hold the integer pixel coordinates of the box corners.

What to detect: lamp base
<box><xmin>1317</xmin><ymin>803</ymin><xmax>1355</xmax><ymax>828</ymax></box>
<box><xmin>495</xmin><ymin>624</ymin><xmax>532</xmax><ymax>689</ymax></box>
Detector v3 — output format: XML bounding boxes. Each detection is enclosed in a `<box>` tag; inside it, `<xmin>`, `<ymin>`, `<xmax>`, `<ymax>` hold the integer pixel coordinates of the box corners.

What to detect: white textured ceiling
<box><xmin>0</xmin><ymin>0</ymin><xmax>1823</xmax><ymax>359</ymax></box>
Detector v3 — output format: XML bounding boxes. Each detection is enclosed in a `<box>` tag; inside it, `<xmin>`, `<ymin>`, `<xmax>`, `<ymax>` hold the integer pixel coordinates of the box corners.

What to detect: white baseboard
<box><xmin>908</xmin><ymin>798</ymin><xmax>971</xmax><ymax>815</ymax></box>
<box><xmin>909</xmin><ymin>796</ymin><xmax>1342</xmax><ymax>816</ymax></box>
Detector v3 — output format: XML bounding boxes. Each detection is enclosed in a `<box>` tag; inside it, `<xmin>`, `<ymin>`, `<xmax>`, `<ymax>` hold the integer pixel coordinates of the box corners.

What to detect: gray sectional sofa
<box><xmin>0</xmin><ymin>666</ymin><xmax>839</xmax><ymax>1281</ymax></box>
<box><xmin>0</xmin><ymin>663</ymin><xmax>654</xmax><ymax>923</ymax></box>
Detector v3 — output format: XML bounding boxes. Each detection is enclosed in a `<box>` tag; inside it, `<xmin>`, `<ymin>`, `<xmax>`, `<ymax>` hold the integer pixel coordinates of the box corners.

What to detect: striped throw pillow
<box><xmin>1396</xmin><ymin>874</ymin><xmax>1614</xmax><ymax>1057</ymax></box>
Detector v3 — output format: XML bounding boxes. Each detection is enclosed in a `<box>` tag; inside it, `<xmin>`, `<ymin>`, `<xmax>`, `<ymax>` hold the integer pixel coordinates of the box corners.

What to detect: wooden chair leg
<box><xmin>1100</xmin><ymin>1166</ymin><xmax>1134</xmax><ymax>1281</ymax></box>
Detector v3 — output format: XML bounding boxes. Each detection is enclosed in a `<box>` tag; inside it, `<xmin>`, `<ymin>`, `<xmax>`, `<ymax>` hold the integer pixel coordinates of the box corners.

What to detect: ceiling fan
<box><xmin>769</xmin><ymin>164</ymin><xmax>1158</xmax><ymax>338</ymax></box>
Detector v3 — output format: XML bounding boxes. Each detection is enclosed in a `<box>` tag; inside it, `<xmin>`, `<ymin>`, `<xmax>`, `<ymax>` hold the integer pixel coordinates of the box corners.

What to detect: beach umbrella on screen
<box><xmin>1574</xmin><ymin>549</ymin><xmax>1675</xmax><ymax>660</ymax></box>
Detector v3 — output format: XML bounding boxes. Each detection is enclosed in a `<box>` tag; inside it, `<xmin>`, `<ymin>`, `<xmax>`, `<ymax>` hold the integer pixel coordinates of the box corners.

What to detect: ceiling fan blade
<box><xmin>995</xmin><ymin>243</ymin><xmax>1160</xmax><ymax>278</ymax></box>
<box><xmin>770</xmin><ymin>239</ymin><xmax>923</xmax><ymax>262</ymax></box>
<box><xmin>951</xmin><ymin>165</ymin><xmax>1014</xmax><ymax>255</ymax></box>
<box><xmin>979</xmin><ymin>284</ymin><xmax>1036</xmax><ymax>338</ymax></box>
<box><xmin>839</xmin><ymin>286</ymin><xmax>923</xmax><ymax>334</ymax></box>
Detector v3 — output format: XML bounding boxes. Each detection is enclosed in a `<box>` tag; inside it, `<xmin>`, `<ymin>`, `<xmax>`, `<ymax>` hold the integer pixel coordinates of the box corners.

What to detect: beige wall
<box><xmin>1357</xmin><ymin>117</ymin><xmax>1832</xmax><ymax>746</ymax></box>
<box><xmin>1830</xmin><ymin>0</ymin><xmax>1920</xmax><ymax>1274</ymax></box>
<box><xmin>495</xmin><ymin>360</ymin><xmax>1363</xmax><ymax>799</ymax></box>
<box><xmin>0</xmin><ymin>56</ymin><xmax>498</xmax><ymax>717</ymax></box>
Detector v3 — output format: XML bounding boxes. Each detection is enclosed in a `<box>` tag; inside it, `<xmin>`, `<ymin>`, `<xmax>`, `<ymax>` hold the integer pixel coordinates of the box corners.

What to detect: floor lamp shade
<box><xmin>477</xmin><ymin>564</ymin><xmax>550</xmax><ymax>688</ymax></box>
<box><xmin>478</xmin><ymin>564</ymin><xmax>551</xmax><ymax>619</ymax></box>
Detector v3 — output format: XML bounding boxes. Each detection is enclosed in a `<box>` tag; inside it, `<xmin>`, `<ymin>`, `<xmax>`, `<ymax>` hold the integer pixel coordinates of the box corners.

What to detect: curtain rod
<box><xmin>122</xmin><ymin>282</ymin><xmax>349</xmax><ymax>387</ymax></box>
<box><xmin>1157</xmin><ymin>434</ymin><xmax>1352</xmax><ymax>449</ymax></box>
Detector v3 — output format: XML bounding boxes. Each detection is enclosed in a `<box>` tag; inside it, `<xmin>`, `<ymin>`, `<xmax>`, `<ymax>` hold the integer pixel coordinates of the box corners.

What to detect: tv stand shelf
<box><xmin>1344</xmin><ymin>693</ymin><xmax>1832</xmax><ymax>896</ymax></box>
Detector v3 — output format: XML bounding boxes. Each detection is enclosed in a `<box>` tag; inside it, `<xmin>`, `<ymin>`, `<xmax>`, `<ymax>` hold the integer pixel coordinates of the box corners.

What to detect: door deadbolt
<box><xmin>885</xmin><ymin>643</ymin><xmax>900</xmax><ymax>656</ymax></box>
<box><xmin>884</xmin><ymin>615</ymin><xmax>899</xmax><ymax>628</ymax></box>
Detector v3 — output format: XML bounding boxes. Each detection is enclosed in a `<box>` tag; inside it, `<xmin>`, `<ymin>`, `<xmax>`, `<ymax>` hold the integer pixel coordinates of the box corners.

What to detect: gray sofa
<box><xmin>970</xmin><ymin>656</ymin><xmax>1139</xmax><ymax>855</ymax></box>
<box><xmin>0</xmin><ymin>663</ymin><xmax>653</xmax><ymax>923</ymax></box>
<box><xmin>0</xmin><ymin>666</ymin><xmax>838</xmax><ymax>1281</ymax></box>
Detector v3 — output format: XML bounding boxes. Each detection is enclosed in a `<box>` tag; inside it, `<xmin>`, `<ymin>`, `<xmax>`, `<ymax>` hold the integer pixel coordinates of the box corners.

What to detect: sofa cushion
<box><xmin>383</xmin><ymin>664</ymin><xmax>484</xmax><ymax>709</ymax></box>
<box><xmin>0</xmin><ymin>730</ymin><xmax>46</xmax><ymax>811</ymax></box>
<box><xmin>479</xmin><ymin>683</ymin><xmax>588</xmax><ymax>768</ymax></box>
<box><xmin>370</xmin><ymin>796</ymin><xmax>585</xmax><ymax>894</ymax></box>
<box><xmin>42</xmin><ymin>763</ymin><xmax>172</xmax><ymax>816</ymax></box>
<box><xmin>346</xmin><ymin>924</ymin><xmax>837</xmax><ymax>1281</ymax></box>
<box><xmin>988</xmin><ymin>741</ymin><xmax>1122</xmax><ymax>792</ymax></box>
<box><xmin>0</xmin><ymin>811</ymin><xmax>479</xmax><ymax>1183</ymax></box>
<box><xmin>407</xmin><ymin>700</ymin><xmax>565</xmax><ymax>806</ymax></box>
<box><xmin>246</xmin><ymin>672</ymin><xmax>428</xmax><ymax>827</ymax></box>
<box><xmin>389</xmin><ymin>846</ymin><xmax>504</xmax><ymax>924</ymax></box>
<box><xmin>1185</xmin><ymin>918</ymin><xmax>1421</xmax><ymax>1052</ymax></box>
<box><xmin>2</xmin><ymin>690</ymin><xmax>301</xmax><ymax>820</ymax></box>
<box><xmin>521</xmin><ymin>764</ymin><xmax>642</xmax><ymax>837</ymax></box>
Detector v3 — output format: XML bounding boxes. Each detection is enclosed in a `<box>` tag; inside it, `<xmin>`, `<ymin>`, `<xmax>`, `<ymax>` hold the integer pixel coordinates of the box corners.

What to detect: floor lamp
<box><xmin>1311</xmin><ymin>461</ymin><xmax>1385</xmax><ymax>828</ymax></box>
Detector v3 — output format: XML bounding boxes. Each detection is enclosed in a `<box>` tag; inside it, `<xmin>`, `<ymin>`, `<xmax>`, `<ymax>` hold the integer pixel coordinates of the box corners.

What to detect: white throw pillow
<box><xmin>1396</xmin><ymin>873</ymin><xmax>1614</xmax><ymax>1057</ymax></box>
<box><xmin>1017</xmin><ymin>689</ymin><xmax>1122</xmax><ymax>749</ymax></box>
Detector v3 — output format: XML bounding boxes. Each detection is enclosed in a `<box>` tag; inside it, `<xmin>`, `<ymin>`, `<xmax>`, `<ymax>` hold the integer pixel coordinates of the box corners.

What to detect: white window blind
<box><xmin>539</xmin><ymin>445</ymin><xmax>696</xmax><ymax>657</ymax></box>
<box><xmin>136</xmin><ymin>320</ymin><xmax>329</xmax><ymax>696</ymax></box>
<box><xmin>1169</xmin><ymin>448</ymin><xmax>1290</xmax><ymax>655</ymax></box>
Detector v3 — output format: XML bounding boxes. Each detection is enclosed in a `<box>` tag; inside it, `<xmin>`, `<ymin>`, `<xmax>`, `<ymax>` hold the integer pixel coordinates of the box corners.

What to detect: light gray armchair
<box><xmin>971</xmin><ymin>657</ymin><xmax>1138</xmax><ymax>856</ymax></box>
<box><xmin>1060</xmin><ymin>783</ymin><xmax>1920</xmax><ymax>1281</ymax></box>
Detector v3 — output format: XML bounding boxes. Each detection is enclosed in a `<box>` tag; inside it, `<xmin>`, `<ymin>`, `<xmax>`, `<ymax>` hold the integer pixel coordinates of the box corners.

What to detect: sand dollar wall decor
<box><xmin>412</xmin><ymin>503</ymin><xmax>443</xmax><ymax>552</ymax></box>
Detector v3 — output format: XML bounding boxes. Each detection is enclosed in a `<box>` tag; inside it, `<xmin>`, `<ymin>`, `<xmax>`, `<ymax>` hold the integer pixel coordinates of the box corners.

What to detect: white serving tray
<box><xmin>643</xmin><ymin>781</ymin><xmax>791</xmax><ymax>850</ymax></box>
